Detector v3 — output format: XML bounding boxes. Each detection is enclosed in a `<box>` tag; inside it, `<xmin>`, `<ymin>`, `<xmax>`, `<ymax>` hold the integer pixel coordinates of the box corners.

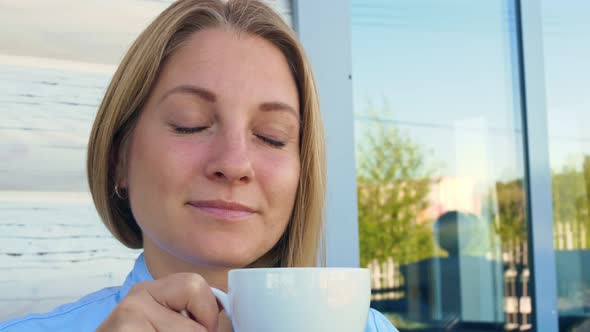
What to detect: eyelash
<box><xmin>173</xmin><ymin>127</ymin><xmax>286</xmax><ymax>149</ymax></box>
<box><xmin>174</xmin><ymin>126</ymin><xmax>207</xmax><ymax>134</ymax></box>
<box><xmin>255</xmin><ymin>134</ymin><xmax>286</xmax><ymax>148</ymax></box>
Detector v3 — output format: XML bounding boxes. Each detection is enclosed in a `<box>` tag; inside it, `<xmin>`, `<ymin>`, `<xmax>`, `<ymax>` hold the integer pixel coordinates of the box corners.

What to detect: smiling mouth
<box><xmin>187</xmin><ymin>200</ymin><xmax>256</xmax><ymax>220</ymax></box>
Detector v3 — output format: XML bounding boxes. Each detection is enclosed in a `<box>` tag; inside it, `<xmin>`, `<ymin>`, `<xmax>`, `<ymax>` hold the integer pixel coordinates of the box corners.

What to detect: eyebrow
<box><xmin>260</xmin><ymin>101</ymin><xmax>300</xmax><ymax>121</ymax></box>
<box><xmin>158</xmin><ymin>85</ymin><xmax>217</xmax><ymax>104</ymax></box>
<box><xmin>158</xmin><ymin>84</ymin><xmax>299</xmax><ymax>121</ymax></box>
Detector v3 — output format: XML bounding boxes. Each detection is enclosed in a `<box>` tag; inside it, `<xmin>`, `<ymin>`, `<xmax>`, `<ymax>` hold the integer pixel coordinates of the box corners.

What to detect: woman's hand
<box><xmin>96</xmin><ymin>273</ymin><xmax>221</xmax><ymax>332</ymax></box>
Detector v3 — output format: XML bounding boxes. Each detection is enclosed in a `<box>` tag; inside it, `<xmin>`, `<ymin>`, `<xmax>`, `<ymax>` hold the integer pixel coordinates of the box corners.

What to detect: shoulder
<box><xmin>0</xmin><ymin>286</ymin><xmax>121</xmax><ymax>332</ymax></box>
<box><xmin>365</xmin><ymin>308</ymin><xmax>399</xmax><ymax>332</ymax></box>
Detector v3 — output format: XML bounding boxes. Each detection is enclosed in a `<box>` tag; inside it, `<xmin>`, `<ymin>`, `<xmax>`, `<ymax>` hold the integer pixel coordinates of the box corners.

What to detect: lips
<box><xmin>188</xmin><ymin>200</ymin><xmax>256</xmax><ymax>220</ymax></box>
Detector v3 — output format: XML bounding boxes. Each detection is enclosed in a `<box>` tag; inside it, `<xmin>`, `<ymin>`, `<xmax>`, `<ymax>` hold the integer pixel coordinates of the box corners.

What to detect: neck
<box><xmin>142</xmin><ymin>240</ymin><xmax>231</xmax><ymax>291</ymax></box>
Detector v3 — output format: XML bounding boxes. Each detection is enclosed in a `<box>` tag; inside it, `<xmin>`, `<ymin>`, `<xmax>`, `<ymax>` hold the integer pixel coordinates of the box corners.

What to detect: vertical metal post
<box><xmin>516</xmin><ymin>0</ymin><xmax>559</xmax><ymax>330</ymax></box>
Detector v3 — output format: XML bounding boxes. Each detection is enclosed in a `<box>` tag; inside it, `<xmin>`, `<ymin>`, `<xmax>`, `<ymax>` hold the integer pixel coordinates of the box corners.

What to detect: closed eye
<box><xmin>173</xmin><ymin>126</ymin><xmax>208</xmax><ymax>134</ymax></box>
<box><xmin>255</xmin><ymin>134</ymin><xmax>286</xmax><ymax>148</ymax></box>
<box><xmin>173</xmin><ymin>126</ymin><xmax>286</xmax><ymax>148</ymax></box>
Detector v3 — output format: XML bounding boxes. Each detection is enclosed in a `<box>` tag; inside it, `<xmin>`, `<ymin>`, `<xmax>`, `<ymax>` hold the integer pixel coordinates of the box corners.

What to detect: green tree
<box><xmin>356</xmin><ymin>107</ymin><xmax>435</xmax><ymax>267</ymax></box>
<box><xmin>551</xmin><ymin>158</ymin><xmax>590</xmax><ymax>249</ymax></box>
<box><xmin>493</xmin><ymin>156</ymin><xmax>590</xmax><ymax>252</ymax></box>
<box><xmin>582</xmin><ymin>156</ymin><xmax>590</xmax><ymax>247</ymax></box>
<box><xmin>493</xmin><ymin>179</ymin><xmax>527</xmax><ymax>248</ymax></box>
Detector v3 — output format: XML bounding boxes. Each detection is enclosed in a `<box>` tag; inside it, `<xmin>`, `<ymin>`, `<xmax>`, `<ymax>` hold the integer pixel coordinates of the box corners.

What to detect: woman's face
<box><xmin>122</xmin><ymin>28</ymin><xmax>300</xmax><ymax>269</ymax></box>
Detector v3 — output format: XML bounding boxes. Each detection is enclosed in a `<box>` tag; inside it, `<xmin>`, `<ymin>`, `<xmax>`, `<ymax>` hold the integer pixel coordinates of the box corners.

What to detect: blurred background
<box><xmin>0</xmin><ymin>0</ymin><xmax>587</xmax><ymax>331</ymax></box>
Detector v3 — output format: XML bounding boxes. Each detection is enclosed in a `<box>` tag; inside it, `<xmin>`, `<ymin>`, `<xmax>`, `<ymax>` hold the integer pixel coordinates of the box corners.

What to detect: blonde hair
<box><xmin>87</xmin><ymin>0</ymin><xmax>326</xmax><ymax>267</ymax></box>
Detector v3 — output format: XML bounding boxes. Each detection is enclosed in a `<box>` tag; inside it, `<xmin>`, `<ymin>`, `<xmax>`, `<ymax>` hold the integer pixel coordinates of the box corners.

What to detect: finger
<box><xmin>97</xmin><ymin>303</ymin><xmax>156</xmax><ymax>332</ymax></box>
<box><xmin>133</xmin><ymin>290</ymin><xmax>208</xmax><ymax>332</ymax></box>
<box><xmin>138</xmin><ymin>273</ymin><xmax>220</xmax><ymax>331</ymax></box>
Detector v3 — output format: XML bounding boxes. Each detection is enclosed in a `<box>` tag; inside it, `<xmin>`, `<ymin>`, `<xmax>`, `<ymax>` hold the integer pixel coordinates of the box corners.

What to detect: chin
<box><xmin>185</xmin><ymin>240</ymin><xmax>268</xmax><ymax>269</ymax></box>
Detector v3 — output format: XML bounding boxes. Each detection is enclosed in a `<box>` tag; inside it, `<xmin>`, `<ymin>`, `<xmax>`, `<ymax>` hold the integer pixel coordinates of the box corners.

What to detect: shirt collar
<box><xmin>118</xmin><ymin>252</ymin><xmax>154</xmax><ymax>300</ymax></box>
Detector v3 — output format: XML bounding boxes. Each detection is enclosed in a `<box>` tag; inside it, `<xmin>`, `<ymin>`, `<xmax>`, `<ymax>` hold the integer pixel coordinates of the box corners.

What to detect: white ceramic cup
<box><xmin>210</xmin><ymin>268</ymin><xmax>371</xmax><ymax>332</ymax></box>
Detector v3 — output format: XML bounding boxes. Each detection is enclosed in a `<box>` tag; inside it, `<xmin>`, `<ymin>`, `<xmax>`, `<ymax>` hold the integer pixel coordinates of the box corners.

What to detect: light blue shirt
<box><xmin>0</xmin><ymin>254</ymin><xmax>398</xmax><ymax>331</ymax></box>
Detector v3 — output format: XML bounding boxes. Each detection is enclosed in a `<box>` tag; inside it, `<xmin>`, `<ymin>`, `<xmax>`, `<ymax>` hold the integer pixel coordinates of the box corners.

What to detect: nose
<box><xmin>204</xmin><ymin>130</ymin><xmax>254</xmax><ymax>185</ymax></box>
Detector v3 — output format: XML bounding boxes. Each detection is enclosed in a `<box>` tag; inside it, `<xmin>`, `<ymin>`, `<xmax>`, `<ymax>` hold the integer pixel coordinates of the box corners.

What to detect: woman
<box><xmin>0</xmin><ymin>0</ymin><xmax>397</xmax><ymax>331</ymax></box>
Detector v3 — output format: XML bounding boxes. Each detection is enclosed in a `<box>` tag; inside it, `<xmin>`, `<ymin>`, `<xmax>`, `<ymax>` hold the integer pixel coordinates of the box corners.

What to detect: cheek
<box><xmin>128</xmin><ymin>133</ymin><xmax>198</xmax><ymax>198</ymax></box>
<box><xmin>256</xmin><ymin>152</ymin><xmax>300</xmax><ymax>213</ymax></box>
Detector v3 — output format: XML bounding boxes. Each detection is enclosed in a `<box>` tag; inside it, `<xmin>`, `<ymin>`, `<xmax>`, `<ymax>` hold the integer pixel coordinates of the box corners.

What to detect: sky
<box><xmin>350</xmin><ymin>0</ymin><xmax>590</xmax><ymax>188</ymax></box>
<box><xmin>351</xmin><ymin>0</ymin><xmax>525</xmax><ymax>188</ymax></box>
<box><xmin>542</xmin><ymin>0</ymin><xmax>590</xmax><ymax>170</ymax></box>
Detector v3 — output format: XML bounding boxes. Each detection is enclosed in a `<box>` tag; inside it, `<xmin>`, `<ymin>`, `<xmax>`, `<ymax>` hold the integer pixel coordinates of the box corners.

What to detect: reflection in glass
<box><xmin>351</xmin><ymin>1</ymin><xmax>533</xmax><ymax>331</ymax></box>
<box><xmin>543</xmin><ymin>1</ymin><xmax>590</xmax><ymax>330</ymax></box>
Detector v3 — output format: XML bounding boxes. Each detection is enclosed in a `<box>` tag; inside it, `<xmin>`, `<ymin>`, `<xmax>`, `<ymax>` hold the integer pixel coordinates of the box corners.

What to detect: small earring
<box><xmin>114</xmin><ymin>183</ymin><xmax>128</xmax><ymax>200</ymax></box>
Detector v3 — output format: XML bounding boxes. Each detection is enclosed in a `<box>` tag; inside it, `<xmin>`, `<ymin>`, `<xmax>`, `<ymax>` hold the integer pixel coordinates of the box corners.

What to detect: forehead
<box><xmin>153</xmin><ymin>27</ymin><xmax>299</xmax><ymax>110</ymax></box>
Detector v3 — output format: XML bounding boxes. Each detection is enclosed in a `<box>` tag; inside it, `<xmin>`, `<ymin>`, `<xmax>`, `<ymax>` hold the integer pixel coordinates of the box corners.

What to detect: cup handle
<box><xmin>210</xmin><ymin>287</ymin><xmax>231</xmax><ymax>317</ymax></box>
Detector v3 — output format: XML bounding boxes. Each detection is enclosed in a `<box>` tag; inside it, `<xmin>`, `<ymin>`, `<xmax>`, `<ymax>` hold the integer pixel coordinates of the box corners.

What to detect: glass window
<box><xmin>542</xmin><ymin>1</ymin><xmax>590</xmax><ymax>330</ymax></box>
<box><xmin>351</xmin><ymin>1</ymin><xmax>534</xmax><ymax>330</ymax></box>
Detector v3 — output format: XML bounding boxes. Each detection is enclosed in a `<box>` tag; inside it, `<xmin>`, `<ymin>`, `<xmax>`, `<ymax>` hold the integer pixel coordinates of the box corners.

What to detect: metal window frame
<box><xmin>516</xmin><ymin>0</ymin><xmax>559</xmax><ymax>331</ymax></box>
<box><xmin>293</xmin><ymin>0</ymin><xmax>561</xmax><ymax>330</ymax></box>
